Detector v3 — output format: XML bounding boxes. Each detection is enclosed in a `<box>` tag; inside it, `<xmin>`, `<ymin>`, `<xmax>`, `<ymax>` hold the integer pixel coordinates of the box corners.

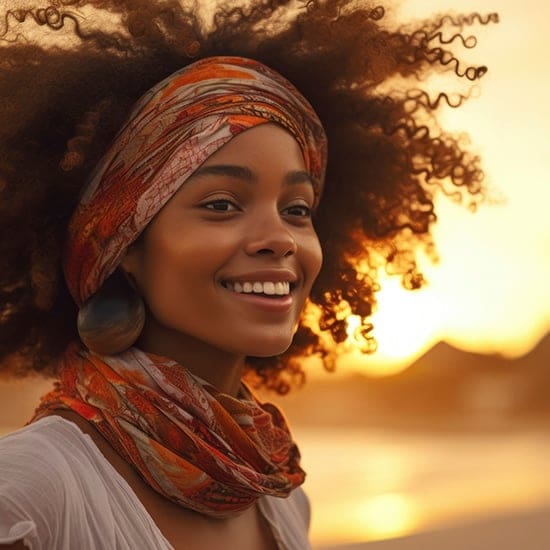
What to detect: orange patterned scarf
<box><xmin>34</xmin><ymin>343</ymin><xmax>305</xmax><ymax>517</ymax></box>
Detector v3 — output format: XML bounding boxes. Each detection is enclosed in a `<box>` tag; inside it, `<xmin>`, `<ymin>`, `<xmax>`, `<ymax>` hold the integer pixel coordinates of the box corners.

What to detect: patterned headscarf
<box><xmin>64</xmin><ymin>55</ymin><xmax>327</xmax><ymax>307</ymax></box>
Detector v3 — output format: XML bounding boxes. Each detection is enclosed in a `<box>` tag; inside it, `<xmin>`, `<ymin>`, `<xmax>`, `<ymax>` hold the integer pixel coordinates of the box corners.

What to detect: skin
<box><xmin>3</xmin><ymin>123</ymin><xmax>323</xmax><ymax>550</ymax></box>
<box><xmin>122</xmin><ymin>122</ymin><xmax>323</xmax><ymax>396</ymax></box>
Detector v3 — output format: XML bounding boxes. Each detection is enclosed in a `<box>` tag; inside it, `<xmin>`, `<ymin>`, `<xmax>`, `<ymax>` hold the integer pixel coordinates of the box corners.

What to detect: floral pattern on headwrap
<box><xmin>63</xmin><ymin>56</ymin><xmax>327</xmax><ymax>307</ymax></box>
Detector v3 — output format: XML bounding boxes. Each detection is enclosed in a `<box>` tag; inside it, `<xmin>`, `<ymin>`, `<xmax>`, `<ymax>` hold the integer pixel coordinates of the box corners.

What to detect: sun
<box><xmin>337</xmin><ymin>275</ymin><xmax>442</xmax><ymax>377</ymax></box>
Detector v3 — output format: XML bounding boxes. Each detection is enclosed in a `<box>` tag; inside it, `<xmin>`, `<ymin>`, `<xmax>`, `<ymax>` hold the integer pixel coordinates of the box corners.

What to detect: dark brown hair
<box><xmin>0</xmin><ymin>0</ymin><xmax>497</xmax><ymax>391</ymax></box>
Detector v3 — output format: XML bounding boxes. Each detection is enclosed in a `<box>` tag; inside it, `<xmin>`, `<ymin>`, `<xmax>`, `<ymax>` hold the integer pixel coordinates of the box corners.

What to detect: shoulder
<box><xmin>0</xmin><ymin>417</ymin><xmax>83</xmax><ymax>549</ymax></box>
<box><xmin>0</xmin><ymin>416</ymin><xmax>171</xmax><ymax>550</ymax></box>
<box><xmin>0</xmin><ymin>418</ymin><xmax>105</xmax><ymax>540</ymax></box>
<box><xmin>0</xmin><ymin>417</ymin><xmax>83</xmax><ymax>496</ymax></box>
<box><xmin>0</xmin><ymin>414</ymin><xmax>83</xmax><ymax>457</ymax></box>
<box><xmin>284</xmin><ymin>486</ymin><xmax>311</xmax><ymax>529</ymax></box>
<box><xmin>258</xmin><ymin>487</ymin><xmax>312</xmax><ymax>550</ymax></box>
<box><xmin>0</xmin><ymin>417</ymin><xmax>115</xmax><ymax>549</ymax></box>
<box><xmin>0</xmin><ymin>416</ymin><xmax>102</xmax><ymax>494</ymax></box>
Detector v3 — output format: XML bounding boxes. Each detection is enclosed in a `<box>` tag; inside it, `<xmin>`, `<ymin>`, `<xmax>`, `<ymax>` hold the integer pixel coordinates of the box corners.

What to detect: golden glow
<box><xmin>325</xmin><ymin>0</ymin><xmax>550</xmax><ymax>377</ymax></box>
<box><xmin>308</xmin><ymin>493</ymin><xmax>418</xmax><ymax>543</ymax></box>
<box><xmin>341</xmin><ymin>277</ymin><xmax>441</xmax><ymax>376</ymax></box>
<box><xmin>301</xmin><ymin>428</ymin><xmax>550</xmax><ymax>547</ymax></box>
<box><xmin>355</xmin><ymin>493</ymin><xmax>419</xmax><ymax>540</ymax></box>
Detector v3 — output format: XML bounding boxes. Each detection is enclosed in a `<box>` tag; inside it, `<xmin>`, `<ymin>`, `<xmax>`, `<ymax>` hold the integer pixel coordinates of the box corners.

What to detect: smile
<box><xmin>222</xmin><ymin>281</ymin><xmax>291</xmax><ymax>296</ymax></box>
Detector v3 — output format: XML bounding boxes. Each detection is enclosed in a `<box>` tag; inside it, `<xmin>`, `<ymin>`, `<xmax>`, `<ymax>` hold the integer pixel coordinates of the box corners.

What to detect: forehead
<box><xmin>184</xmin><ymin>124</ymin><xmax>321</xmax><ymax>204</ymax></box>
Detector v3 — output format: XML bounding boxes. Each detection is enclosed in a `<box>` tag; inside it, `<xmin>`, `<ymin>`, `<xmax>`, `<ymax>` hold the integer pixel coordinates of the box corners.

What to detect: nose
<box><xmin>244</xmin><ymin>211</ymin><xmax>297</xmax><ymax>258</ymax></box>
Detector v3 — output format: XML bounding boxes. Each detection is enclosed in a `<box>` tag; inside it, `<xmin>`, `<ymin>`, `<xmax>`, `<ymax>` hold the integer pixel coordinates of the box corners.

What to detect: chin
<box><xmin>238</xmin><ymin>334</ymin><xmax>294</xmax><ymax>358</ymax></box>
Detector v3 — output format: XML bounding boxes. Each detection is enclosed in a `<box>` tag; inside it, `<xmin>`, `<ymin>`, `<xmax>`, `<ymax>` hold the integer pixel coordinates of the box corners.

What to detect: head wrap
<box><xmin>64</xmin><ymin>55</ymin><xmax>327</xmax><ymax>307</ymax></box>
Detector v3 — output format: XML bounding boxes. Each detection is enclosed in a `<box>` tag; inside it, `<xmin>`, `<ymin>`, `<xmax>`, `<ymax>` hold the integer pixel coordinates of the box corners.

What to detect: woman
<box><xmin>0</xmin><ymin>1</ymin><xmax>496</xmax><ymax>548</ymax></box>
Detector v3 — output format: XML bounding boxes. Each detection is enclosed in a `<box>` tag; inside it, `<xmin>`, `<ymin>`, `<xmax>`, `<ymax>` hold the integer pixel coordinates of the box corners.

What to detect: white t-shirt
<box><xmin>0</xmin><ymin>416</ymin><xmax>311</xmax><ymax>549</ymax></box>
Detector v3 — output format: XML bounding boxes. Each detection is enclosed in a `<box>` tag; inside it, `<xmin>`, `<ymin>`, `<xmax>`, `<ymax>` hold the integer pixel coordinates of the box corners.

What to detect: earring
<box><xmin>77</xmin><ymin>270</ymin><xmax>145</xmax><ymax>355</ymax></box>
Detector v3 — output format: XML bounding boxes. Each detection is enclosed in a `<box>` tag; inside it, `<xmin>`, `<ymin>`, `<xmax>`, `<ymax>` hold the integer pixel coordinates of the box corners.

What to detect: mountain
<box><xmin>1</xmin><ymin>334</ymin><xmax>548</xmax><ymax>432</ymax></box>
<box><xmin>266</xmin><ymin>332</ymin><xmax>550</xmax><ymax>431</ymax></box>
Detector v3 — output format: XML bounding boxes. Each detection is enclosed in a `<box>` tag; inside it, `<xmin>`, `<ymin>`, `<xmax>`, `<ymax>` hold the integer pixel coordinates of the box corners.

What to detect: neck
<box><xmin>136</xmin><ymin>318</ymin><xmax>246</xmax><ymax>397</ymax></box>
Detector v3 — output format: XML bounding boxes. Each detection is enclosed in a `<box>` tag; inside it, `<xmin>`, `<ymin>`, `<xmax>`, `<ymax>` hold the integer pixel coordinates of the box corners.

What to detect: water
<box><xmin>293</xmin><ymin>426</ymin><xmax>550</xmax><ymax>547</ymax></box>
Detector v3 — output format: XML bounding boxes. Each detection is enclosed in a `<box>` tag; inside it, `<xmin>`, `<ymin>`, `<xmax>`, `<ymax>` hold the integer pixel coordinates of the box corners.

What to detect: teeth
<box><xmin>253</xmin><ymin>282</ymin><xmax>263</xmax><ymax>293</ymax></box>
<box><xmin>224</xmin><ymin>281</ymin><xmax>291</xmax><ymax>295</ymax></box>
<box><xmin>264</xmin><ymin>282</ymin><xmax>275</xmax><ymax>295</ymax></box>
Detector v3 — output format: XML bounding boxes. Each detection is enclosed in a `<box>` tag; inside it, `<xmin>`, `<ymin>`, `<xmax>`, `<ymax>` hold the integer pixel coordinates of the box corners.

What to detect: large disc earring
<box><xmin>77</xmin><ymin>270</ymin><xmax>145</xmax><ymax>355</ymax></box>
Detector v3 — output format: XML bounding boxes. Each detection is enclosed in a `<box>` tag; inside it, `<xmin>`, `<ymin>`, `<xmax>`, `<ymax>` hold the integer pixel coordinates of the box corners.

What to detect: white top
<box><xmin>0</xmin><ymin>416</ymin><xmax>311</xmax><ymax>549</ymax></box>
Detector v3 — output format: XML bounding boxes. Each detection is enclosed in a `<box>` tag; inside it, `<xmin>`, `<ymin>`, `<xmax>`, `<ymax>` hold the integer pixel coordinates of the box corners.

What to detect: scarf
<box><xmin>34</xmin><ymin>343</ymin><xmax>305</xmax><ymax>517</ymax></box>
<box><xmin>64</xmin><ymin>55</ymin><xmax>327</xmax><ymax>307</ymax></box>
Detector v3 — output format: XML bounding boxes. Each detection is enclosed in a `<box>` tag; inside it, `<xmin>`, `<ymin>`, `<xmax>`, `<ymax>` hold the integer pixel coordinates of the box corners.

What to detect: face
<box><xmin>122</xmin><ymin>123</ymin><xmax>322</xmax><ymax>359</ymax></box>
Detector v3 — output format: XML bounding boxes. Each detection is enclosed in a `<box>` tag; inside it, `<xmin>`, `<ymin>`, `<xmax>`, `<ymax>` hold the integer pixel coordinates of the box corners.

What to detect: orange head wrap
<box><xmin>63</xmin><ymin>56</ymin><xmax>327</xmax><ymax>307</ymax></box>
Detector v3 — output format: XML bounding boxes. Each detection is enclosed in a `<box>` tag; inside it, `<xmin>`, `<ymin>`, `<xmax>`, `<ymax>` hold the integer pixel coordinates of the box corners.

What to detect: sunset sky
<box><xmin>336</xmin><ymin>0</ymin><xmax>550</xmax><ymax>376</ymax></box>
<box><xmin>1</xmin><ymin>2</ymin><xmax>548</xmax><ymax>548</ymax></box>
<box><xmin>11</xmin><ymin>0</ymin><xmax>548</xmax><ymax>378</ymax></box>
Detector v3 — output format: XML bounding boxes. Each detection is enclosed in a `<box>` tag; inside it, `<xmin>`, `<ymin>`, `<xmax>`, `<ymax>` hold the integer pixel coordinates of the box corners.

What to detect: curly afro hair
<box><xmin>0</xmin><ymin>0</ymin><xmax>498</xmax><ymax>392</ymax></box>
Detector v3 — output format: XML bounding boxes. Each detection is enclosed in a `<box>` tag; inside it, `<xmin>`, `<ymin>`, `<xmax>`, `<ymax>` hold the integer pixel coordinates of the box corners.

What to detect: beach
<box><xmin>318</xmin><ymin>505</ymin><xmax>550</xmax><ymax>549</ymax></box>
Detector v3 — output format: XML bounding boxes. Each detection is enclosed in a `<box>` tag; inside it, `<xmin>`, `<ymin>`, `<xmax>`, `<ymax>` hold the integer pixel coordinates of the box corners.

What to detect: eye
<box><xmin>282</xmin><ymin>203</ymin><xmax>312</xmax><ymax>218</ymax></box>
<box><xmin>202</xmin><ymin>199</ymin><xmax>239</xmax><ymax>213</ymax></box>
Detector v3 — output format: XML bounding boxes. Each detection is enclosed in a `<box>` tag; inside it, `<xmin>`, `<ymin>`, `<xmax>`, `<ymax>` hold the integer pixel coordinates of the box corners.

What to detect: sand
<box><xmin>317</xmin><ymin>505</ymin><xmax>550</xmax><ymax>550</ymax></box>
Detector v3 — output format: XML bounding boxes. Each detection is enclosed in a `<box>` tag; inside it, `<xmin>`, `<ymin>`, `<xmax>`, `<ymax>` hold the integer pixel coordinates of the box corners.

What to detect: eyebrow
<box><xmin>190</xmin><ymin>164</ymin><xmax>314</xmax><ymax>187</ymax></box>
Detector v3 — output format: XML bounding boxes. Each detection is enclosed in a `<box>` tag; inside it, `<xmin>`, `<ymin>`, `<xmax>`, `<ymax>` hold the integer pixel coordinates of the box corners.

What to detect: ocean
<box><xmin>293</xmin><ymin>426</ymin><xmax>550</xmax><ymax>547</ymax></box>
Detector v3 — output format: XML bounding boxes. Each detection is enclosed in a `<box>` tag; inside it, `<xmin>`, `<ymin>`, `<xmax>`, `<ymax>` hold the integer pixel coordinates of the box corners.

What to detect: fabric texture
<box><xmin>33</xmin><ymin>343</ymin><xmax>305</xmax><ymax>518</ymax></box>
<box><xmin>0</xmin><ymin>416</ymin><xmax>311</xmax><ymax>549</ymax></box>
<box><xmin>63</xmin><ymin>55</ymin><xmax>327</xmax><ymax>307</ymax></box>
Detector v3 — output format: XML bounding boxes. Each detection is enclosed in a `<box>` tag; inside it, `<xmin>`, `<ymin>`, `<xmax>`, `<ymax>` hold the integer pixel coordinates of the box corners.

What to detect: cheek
<box><xmin>137</xmin><ymin>229</ymin><xmax>234</xmax><ymax>307</ymax></box>
<box><xmin>133</xmin><ymin>235</ymin><xmax>187</xmax><ymax>306</ymax></box>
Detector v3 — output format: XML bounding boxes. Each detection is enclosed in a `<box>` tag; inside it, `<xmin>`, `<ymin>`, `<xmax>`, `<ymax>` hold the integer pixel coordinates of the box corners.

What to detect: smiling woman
<box><xmin>0</xmin><ymin>1</ymin><xmax>495</xmax><ymax>549</ymax></box>
<box><xmin>121</xmin><ymin>124</ymin><xmax>322</xmax><ymax>386</ymax></box>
